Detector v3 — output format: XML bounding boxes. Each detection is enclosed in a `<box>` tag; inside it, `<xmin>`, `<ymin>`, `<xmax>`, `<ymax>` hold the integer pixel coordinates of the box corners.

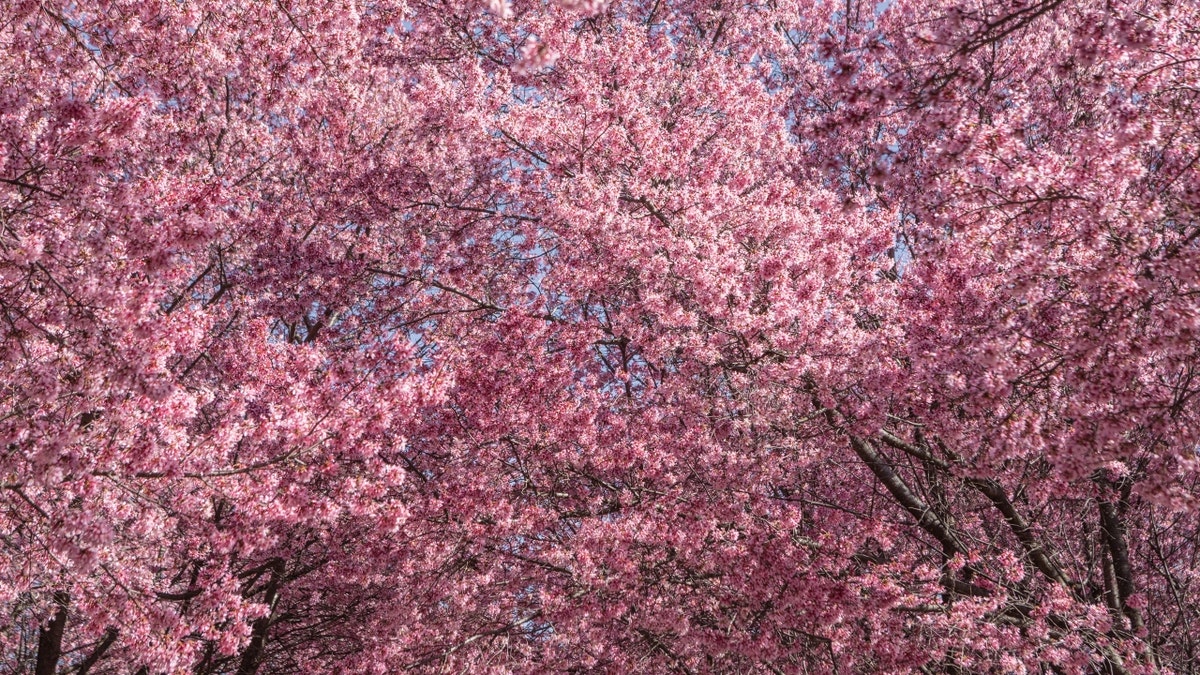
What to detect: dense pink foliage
<box><xmin>3</xmin><ymin>0</ymin><xmax>1200</xmax><ymax>672</ymax></box>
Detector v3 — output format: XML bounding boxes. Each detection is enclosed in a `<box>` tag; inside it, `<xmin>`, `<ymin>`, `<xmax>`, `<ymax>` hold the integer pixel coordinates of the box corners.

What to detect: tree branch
<box><xmin>76</xmin><ymin>627</ymin><xmax>118</xmax><ymax>675</ymax></box>
<box><xmin>849</xmin><ymin>436</ymin><xmax>966</xmax><ymax>558</ymax></box>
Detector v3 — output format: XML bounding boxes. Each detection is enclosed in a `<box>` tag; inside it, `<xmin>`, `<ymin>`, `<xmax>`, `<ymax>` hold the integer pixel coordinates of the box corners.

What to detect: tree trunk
<box><xmin>35</xmin><ymin>592</ymin><xmax>69</xmax><ymax>675</ymax></box>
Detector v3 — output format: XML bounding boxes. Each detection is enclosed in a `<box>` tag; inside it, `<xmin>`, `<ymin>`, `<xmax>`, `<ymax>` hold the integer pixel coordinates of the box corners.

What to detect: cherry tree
<box><xmin>2</xmin><ymin>0</ymin><xmax>1199</xmax><ymax>672</ymax></box>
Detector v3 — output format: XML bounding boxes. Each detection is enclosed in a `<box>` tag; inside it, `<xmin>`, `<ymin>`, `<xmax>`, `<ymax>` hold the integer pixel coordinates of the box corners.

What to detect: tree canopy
<box><xmin>2</xmin><ymin>0</ymin><xmax>1200</xmax><ymax>672</ymax></box>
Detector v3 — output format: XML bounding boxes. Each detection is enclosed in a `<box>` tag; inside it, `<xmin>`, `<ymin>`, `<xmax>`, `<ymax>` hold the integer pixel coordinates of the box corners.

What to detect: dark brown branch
<box><xmin>849</xmin><ymin>436</ymin><xmax>966</xmax><ymax>558</ymax></box>
<box><xmin>236</xmin><ymin>560</ymin><xmax>284</xmax><ymax>675</ymax></box>
<box><xmin>879</xmin><ymin>431</ymin><xmax>1077</xmax><ymax>593</ymax></box>
<box><xmin>940</xmin><ymin>574</ymin><xmax>993</xmax><ymax>598</ymax></box>
<box><xmin>955</xmin><ymin>0</ymin><xmax>1066</xmax><ymax>56</ymax></box>
<box><xmin>156</xmin><ymin>588</ymin><xmax>204</xmax><ymax>602</ymax></box>
<box><xmin>0</xmin><ymin>177</ymin><xmax>64</xmax><ymax>200</ymax></box>
<box><xmin>404</xmin><ymin>610</ymin><xmax>545</xmax><ymax>670</ymax></box>
<box><xmin>164</xmin><ymin>262</ymin><xmax>214</xmax><ymax>315</ymax></box>
<box><xmin>76</xmin><ymin>627</ymin><xmax>118</xmax><ymax>675</ymax></box>
<box><xmin>968</xmin><ymin>477</ymin><xmax>1072</xmax><ymax>589</ymax></box>
<box><xmin>618</xmin><ymin>194</ymin><xmax>672</xmax><ymax>229</ymax></box>
<box><xmin>878</xmin><ymin>430</ymin><xmax>948</xmax><ymax>469</ymax></box>
<box><xmin>637</xmin><ymin>628</ymin><xmax>696</xmax><ymax>675</ymax></box>
<box><xmin>366</xmin><ymin>267</ymin><xmax>503</xmax><ymax>313</ymax></box>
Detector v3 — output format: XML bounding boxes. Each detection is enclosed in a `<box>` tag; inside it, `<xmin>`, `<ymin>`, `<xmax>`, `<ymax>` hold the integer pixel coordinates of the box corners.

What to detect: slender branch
<box><xmin>0</xmin><ymin>177</ymin><xmax>64</xmax><ymax>200</ymax></box>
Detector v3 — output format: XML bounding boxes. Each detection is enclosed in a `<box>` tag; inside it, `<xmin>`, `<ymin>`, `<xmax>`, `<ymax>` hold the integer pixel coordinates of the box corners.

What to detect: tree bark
<box><xmin>849</xmin><ymin>436</ymin><xmax>966</xmax><ymax>558</ymax></box>
<box><xmin>76</xmin><ymin>628</ymin><xmax>118</xmax><ymax>675</ymax></box>
<box><xmin>34</xmin><ymin>591</ymin><xmax>69</xmax><ymax>675</ymax></box>
<box><xmin>236</xmin><ymin>560</ymin><xmax>284</xmax><ymax>675</ymax></box>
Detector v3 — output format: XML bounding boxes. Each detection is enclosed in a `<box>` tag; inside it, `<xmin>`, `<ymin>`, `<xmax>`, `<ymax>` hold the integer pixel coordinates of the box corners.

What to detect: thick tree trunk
<box><xmin>34</xmin><ymin>592</ymin><xmax>69</xmax><ymax>675</ymax></box>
